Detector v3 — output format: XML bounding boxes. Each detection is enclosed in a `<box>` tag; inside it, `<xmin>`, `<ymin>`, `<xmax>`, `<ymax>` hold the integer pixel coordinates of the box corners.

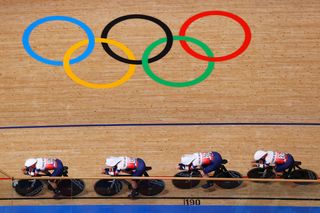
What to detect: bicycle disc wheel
<box><xmin>57</xmin><ymin>179</ymin><xmax>85</xmax><ymax>196</ymax></box>
<box><xmin>94</xmin><ymin>179</ymin><xmax>123</xmax><ymax>196</ymax></box>
<box><xmin>13</xmin><ymin>180</ymin><xmax>44</xmax><ymax>196</ymax></box>
<box><xmin>214</xmin><ymin>170</ymin><xmax>243</xmax><ymax>189</ymax></box>
<box><xmin>247</xmin><ymin>168</ymin><xmax>276</xmax><ymax>183</ymax></box>
<box><xmin>139</xmin><ymin>179</ymin><xmax>165</xmax><ymax>196</ymax></box>
<box><xmin>288</xmin><ymin>169</ymin><xmax>318</xmax><ymax>185</ymax></box>
<box><xmin>172</xmin><ymin>171</ymin><xmax>201</xmax><ymax>189</ymax></box>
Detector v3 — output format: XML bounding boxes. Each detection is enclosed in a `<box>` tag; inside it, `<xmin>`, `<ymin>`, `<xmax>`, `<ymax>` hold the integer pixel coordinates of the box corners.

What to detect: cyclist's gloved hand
<box><xmin>104</xmin><ymin>168</ymin><xmax>110</xmax><ymax>175</ymax></box>
<box><xmin>257</xmin><ymin>163</ymin><xmax>267</xmax><ymax>169</ymax></box>
<box><xmin>187</xmin><ymin>164</ymin><xmax>196</xmax><ymax>171</ymax></box>
<box><xmin>177</xmin><ymin>163</ymin><xmax>186</xmax><ymax>170</ymax></box>
<box><xmin>27</xmin><ymin>171</ymin><xmax>35</xmax><ymax>176</ymax></box>
<box><xmin>108</xmin><ymin>168</ymin><xmax>119</xmax><ymax>176</ymax></box>
<box><xmin>25</xmin><ymin>167</ymin><xmax>38</xmax><ymax>176</ymax></box>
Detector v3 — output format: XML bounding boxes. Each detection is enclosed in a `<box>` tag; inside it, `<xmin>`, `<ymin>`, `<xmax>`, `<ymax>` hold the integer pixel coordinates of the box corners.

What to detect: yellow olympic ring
<box><xmin>63</xmin><ymin>38</ymin><xmax>136</xmax><ymax>89</ymax></box>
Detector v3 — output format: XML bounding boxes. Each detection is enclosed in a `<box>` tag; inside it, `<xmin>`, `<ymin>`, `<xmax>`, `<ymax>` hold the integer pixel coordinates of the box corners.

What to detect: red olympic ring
<box><xmin>179</xmin><ymin>11</ymin><xmax>252</xmax><ymax>62</ymax></box>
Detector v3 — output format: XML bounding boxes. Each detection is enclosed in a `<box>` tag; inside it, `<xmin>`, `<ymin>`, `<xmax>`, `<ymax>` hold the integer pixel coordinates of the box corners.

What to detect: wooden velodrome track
<box><xmin>0</xmin><ymin>0</ymin><xmax>319</xmax><ymax>206</ymax></box>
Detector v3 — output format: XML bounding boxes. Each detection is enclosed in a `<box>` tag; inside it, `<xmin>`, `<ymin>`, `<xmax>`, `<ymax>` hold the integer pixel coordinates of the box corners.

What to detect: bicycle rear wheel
<box><xmin>57</xmin><ymin>179</ymin><xmax>85</xmax><ymax>196</ymax></box>
<box><xmin>139</xmin><ymin>179</ymin><xmax>165</xmax><ymax>196</ymax></box>
<box><xmin>94</xmin><ymin>179</ymin><xmax>123</xmax><ymax>196</ymax></box>
<box><xmin>172</xmin><ymin>171</ymin><xmax>201</xmax><ymax>189</ymax></box>
<box><xmin>214</xmin><ymin>170</ymin><xmax>243</xmax><ymax>189</ymax></box>
<box><xmin>287</xmin><ymin>169</ymin><xmax>318</xmax><ymax>185</ymax></box>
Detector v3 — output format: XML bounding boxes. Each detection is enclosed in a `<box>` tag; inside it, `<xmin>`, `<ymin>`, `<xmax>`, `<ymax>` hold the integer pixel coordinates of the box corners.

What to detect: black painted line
<box><xmin>0</xmin><ymin>122</ymin><xmax>319</xmax><ymax>130</ymax></box>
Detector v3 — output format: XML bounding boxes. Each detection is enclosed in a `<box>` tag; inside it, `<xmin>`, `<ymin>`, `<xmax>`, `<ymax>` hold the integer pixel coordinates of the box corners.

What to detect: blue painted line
<box><xmin>1</xmin><ymin>205</ymin><xmax>320</xmax><ymax>213</ymax></box>
<box><xmin>0</xmin><ymin>122</ymin><xmax>319</xmax><ymax>130</ymax></box>
<box><xmin>0</xmin><ymin>196</ymin><xmax>319</xmax><ymax>201</ymax></box>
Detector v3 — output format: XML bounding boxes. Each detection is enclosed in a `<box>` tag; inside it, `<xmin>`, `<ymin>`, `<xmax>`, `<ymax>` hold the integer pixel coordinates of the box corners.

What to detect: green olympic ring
<box><xmin>142</xmin><ymin>36</ymin><xmax>215</xmax><ymax>87</ymax></box>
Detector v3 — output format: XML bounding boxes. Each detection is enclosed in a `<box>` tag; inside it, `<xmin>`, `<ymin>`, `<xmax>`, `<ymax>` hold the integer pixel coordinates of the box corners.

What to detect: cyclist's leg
<box><xmin>129</xmin><ymin>158</ymin><xmax>146</xmax><ymax>198</ymax></box>
<box><xmin>50</xmin><ymin>159</ymin><xmax>64</xmax><ymax>196</ymax></box>
<box><xmin>202</xmin><ymin>153</ymin><xmax>223</xmax><ymax>189</ymax></box>
<box><xmin>275</xmin><ymin>154</ymin><xmax>294</xmax><ymax>173</ymax></box>
<box><xmin>287</xmin><ymin>154</ymin><xmax>295</xmax><ymax>173</ymax></box>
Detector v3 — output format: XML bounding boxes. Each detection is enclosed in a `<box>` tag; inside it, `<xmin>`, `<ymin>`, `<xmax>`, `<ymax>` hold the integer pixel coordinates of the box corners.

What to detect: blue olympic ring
<box><xmin>22</xmin><ymin>16</ymin><xmax>95</xmax><ymax>66</ymax></box>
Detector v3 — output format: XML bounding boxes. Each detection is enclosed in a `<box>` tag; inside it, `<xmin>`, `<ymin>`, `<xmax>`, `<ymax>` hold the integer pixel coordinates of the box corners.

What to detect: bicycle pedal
<box><xmin>201</xmin><ymin>182</ymin><xmax>214</xmax><ymax>189</ymax></box>
<box><xmin>128</xmin><ymin>190</ymin><xmax>139</xmax><ymax>199</ymax></box>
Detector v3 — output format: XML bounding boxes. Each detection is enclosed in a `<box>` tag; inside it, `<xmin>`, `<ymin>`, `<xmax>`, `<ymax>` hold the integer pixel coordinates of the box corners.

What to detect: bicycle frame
<box><xmin>107</xmin><ymin>170</ymin><xmax>150</xmax><ymax>189</ymax></box>
<box><xmin>183</xmin><ymin>163</ymin><xmax>228</xmax><ymax>177</ymax></box>
<box><xmin>255</xmin><ymin>161</ymin><xmax>303</xmax><ymax>178</ymax></box>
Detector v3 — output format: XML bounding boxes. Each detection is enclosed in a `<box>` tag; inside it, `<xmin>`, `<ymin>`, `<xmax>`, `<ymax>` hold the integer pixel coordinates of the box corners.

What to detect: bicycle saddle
<box><xmin>294</xmin><ymin>161</ymin><xmax>301</xmax><ymax>165</ymax></box>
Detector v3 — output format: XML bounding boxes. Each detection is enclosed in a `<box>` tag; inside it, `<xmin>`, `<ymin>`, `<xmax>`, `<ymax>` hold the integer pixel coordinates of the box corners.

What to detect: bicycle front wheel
<box><xmin>172</xmin><ymin>171</ymin><xmax>201</xmax><ymax>189</ymax></box>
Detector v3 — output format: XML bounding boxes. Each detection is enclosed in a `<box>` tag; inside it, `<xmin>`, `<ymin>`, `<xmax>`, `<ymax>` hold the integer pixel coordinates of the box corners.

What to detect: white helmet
<box><xmin>25</xmin><ymin>158</ymin><xmax>37</xmax><ymax>167</ymax></box>
<box><xmin>254</xmin><ymin>150</ymin><xmax>267</xmax><ymax>161</ymax></box>
<box><xmin>105</xmin><ymin>157</ymin><xmax>122</xmax><ymax>167</ymax></box>
<box><xmin>181</xmin><ymin>154</ymin><xmax>196</xmax><ymax>165</ymax></box>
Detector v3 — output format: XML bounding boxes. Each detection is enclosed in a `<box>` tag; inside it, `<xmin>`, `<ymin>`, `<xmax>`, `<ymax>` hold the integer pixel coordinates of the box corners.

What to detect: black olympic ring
<box><xmin>100</xmin><ymin>14</ymin><xmax>173</xmax><ymax>65</ymax></box>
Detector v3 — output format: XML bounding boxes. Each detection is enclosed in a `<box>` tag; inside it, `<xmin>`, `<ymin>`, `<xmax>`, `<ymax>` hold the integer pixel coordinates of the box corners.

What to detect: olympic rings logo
<box><xmin>22</xmin><ymin>11</ymin><xmax>252</xmax><ymax>89</ymax></box>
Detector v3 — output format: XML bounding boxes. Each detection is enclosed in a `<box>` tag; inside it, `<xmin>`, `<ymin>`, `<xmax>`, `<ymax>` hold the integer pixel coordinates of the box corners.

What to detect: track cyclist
<box><xmin>178</xmin><ymin>151</ymin><xmax>223</xmax><ymax>189</ymax></box>
<box><xmin>102</xmin><ymin>156</ymin><xmax>147</xmax><ymax>199</ymax></box>
<box><xmin>22</xmin><ymin>158</ymin><xmax>65</xmax><ymax>198</ymax></box>
<box><xmin>252</xmin><ymin>150</ymin><xmax>295</xmax><ymax>174</ymax></box>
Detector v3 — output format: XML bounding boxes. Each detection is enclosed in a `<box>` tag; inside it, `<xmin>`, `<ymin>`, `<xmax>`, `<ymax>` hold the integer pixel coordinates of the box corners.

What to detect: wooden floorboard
<box><xmin>0</xmin><ymin>0</ymin><xmax>319</xmax><ymax>206</ymax></box>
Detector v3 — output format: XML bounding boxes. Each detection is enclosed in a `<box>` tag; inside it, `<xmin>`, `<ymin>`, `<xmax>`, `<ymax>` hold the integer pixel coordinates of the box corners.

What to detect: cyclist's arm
<box><xmin>37</xmin><ymin>170</ymin><xmax>51</xmax><ymax>176</ymax></box>
<box><xmin>177</xmin><ymin>163</ymin><xmax>198</xmax><ymax>171</ymax></box>
<box><xmin>104</xmin><ymin>167</ymin><xmax>121</xmax><ymax>176</ymax></box>
<box><xmin>253</xmin><ymin>160</ymin><xmax>272</xmax><ymax>168</ymax></box>
<box><xmin>121</xmin><ymin>169</ymin><xmax>133</xmax><ymax>174</ymax></box>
